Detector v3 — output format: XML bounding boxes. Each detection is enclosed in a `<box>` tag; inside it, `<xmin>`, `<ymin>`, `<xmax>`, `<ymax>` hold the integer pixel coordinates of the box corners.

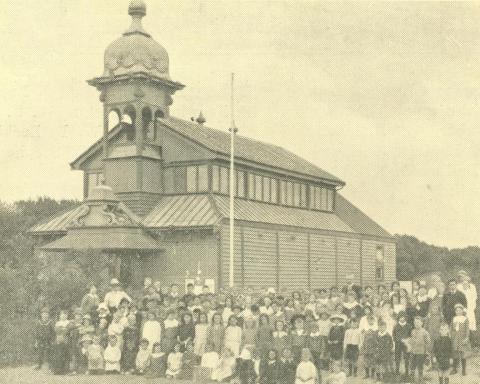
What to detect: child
<box><xmin>393</xmin><ymin>311</ymin><xmax>412</xmax><ymax>377</ymax></box>
<box><xmin>328</xmin><ymin>314</ymin><xmax>346</xmax><ymax>364</ymax></box>
<box><xmin>198</xmin><ymin>343</ymin><xmax>220</xmax><ymax>381</ymax></box>
<box><xmin>142</xmin><ymin>311</ymin><xmax>161</xmax><ymax>352</ymax></box>
<box><xmin>86</xmin><ymin>335</ymin><xmax>104</xmax><ymax>375</ymax></box>
<box><xmin>278</xmin><ymin>348</ymin><xmax>296</xmax><ymax>384</ymax></box>
<box><xmin>433</xmin><ymin>323</ymin><xmax>452</xmax><ymax>384</ymax></box>
<box><xmin>273</xmin><ymin>320</ymin><xmax>290</xmax><ymax>356</ymax></box>
<box><xmin>242</xmin><ymin>316</ymin><xmax>258</xmax><ymax>347</ymax></box>
<box><xmin>147</xmin><ymin>342</ymin><xmax>166</xmax><ymax>378</ymax></box>
<box><xmin>308</xmin><ymin>322</ymin><xmax>323</xmax><ymax>372</ymax></box>
<box><xmin>224</xmin><ymin>315</ymin><xmax>243</xmax><ymax>357</ymax></box>
<box><xmin>135</xmin><ymin>338</ymin><xmax>151</xmax><ymax>374</ymax></box>
<box><xmin>343</xmin><ymin>318</ymin><xmax>361</xmax><ymax>377</ymax></box>
<box><xmin>194</xmin><ymin>312</ymin><xmax>209</xmax><ymax>359</ymax></box>
<box><xmin>291</xmin><ymin>315</ymin><xmax>308</xmax><ymax>363</ymax></box>
<box><xmin>179</xmin><ymin>342</ymin><xmax>196</xmax><ymax>380</ymax></box>
<box><xmin>295</xmin><ymin>348</ymin><xmax>318</xmax><ymax>384</ymax></box>
<box><xmin>122</xmin><ymin>314</ymin><xmax>139</xmax><ymax>373</ymax></box>
<box><xmin>77</xmin><ymin>334</ymin><xmax>92</xmax><ymax>374</ymax></box>
<box><xmin>211</xmin><ymin>348</ymin><xmax>236</xmax><ymax>382</ymax></box>
<box><xmin>259</xmin><ymin>349</ymin><xmax>280</xmax><ymax>384</ymax></box>
<box><xmin>51</xmin><ymin>310</ymin><xmax>71</xmax><ymax>375</ymax></box>
<box><xmin>317</xmin><ymin>310</ymin><xmax>331</xmax><ymax>369</ymax></box>
<box><xmin>375</xmin><ymin>320</ymin><xmax>394</xmax><ymax>382</ymax></box>
<box><xmin>361</xmin><ymin>317</ymin><xmax>378</xmax><ymax>379</ymax></box>
<box><xmin>108</xmin><ymin>310</ymin><xmax>125</xmax><ymax>351</ymax></box>
<box><xmin>34</xmin><ymin>309</ymin><xmax>55</xmax><ymax>370</ymax></box>
<box><xmin>69</xmin><ymin>310</ymin><xmax>83</xmax><ymax>374</ymax></box>
<box><xmin>238</xmin><ymin>346</ymin><xmax>256</xmax><ymax>384</ymax></box>
<box><xmin>359</xmin><ymin>305</ymin><xmax>378</xmax><ymax>332</ymax></box>
<box><xmin>104</xmin><ymin>335</ymin><xmax>122</xmax><ymax>374</ymax></box>
<box><xmin>325</xmin><ymin>360</ymin><xmax>347</xmax><ymax>384</ymax></box>
<box><xmin>166</xmin><ymin>343</ymin><xmax>183</xmax><ymax>378</ymax></box>
<box><xmin>450</xmin><ymin>303</ymin><xmax>470</xmax><ymax>376</ymax></box>
<box><xmin>257</xmin><ymin>314</ymin><xmax>274</xmax><ymax>358</ymax></box>
<box><xmin>409</xmin><ymin>316</ymin><xmax>431</xmax><ymax>383</ymax></box>
<box><xmin>178</xmin><ymin>312</ymin><xmax>195</xmax><ymax>352</ymax></box>
<box><xmin>96</xmin><ymin>318</ymin><xmax>109</xmax><ymax>348</ymax></box>
<box><xmin>207</xmin><ymin>313</ymin><xmax>225</xmax><ymax>354</ymax></box>
<box><xmin>162</xmin><ymin>310</ymin><xmax>179</xmax><ymax>354</ymax></box>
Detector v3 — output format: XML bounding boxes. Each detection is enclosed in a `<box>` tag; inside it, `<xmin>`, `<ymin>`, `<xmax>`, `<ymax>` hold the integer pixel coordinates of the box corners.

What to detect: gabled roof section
<box><xmin>70</xmin><ymin>123</ymin><xmax>124</xmax><ymax>170</ymax></box>
<box><xmin>159</xmin><ymin>116</ymin><xmax>345</xmax><ymax>185</ymax></box>
<box><xmin>335</xmin><ymin>194</ymin><xmax>393</xmax><ymax>238</ymax></box>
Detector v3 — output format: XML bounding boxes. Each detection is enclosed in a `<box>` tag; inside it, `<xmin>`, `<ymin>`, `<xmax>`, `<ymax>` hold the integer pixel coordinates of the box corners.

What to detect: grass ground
<box><xmin>1</xmin><ymin>356</ymin><xmax>480</xmax><ymax>384</ymax></box>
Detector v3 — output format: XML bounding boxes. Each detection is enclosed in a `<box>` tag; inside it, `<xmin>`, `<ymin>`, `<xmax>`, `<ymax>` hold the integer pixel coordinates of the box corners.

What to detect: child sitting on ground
<box><xmin>86</xmin><ymin>335</ymin><xmax>104</xmax><ymax>375</ymax></box>
<box><xmin>147</xmin><ymin>342</ymin><xmax>166</xmax><ymax>378</ymax></box>
<box><xmin>135</xmin><ymin>338</ymin><xmax>151</xmax><ymax>374</ymax></box>
<box><xmin>166</xmin><ymin>343</ymin><xmax>183</xmax><ymax>378</ymax></box>
<box><xmin>104</xmin><ymin>335</ymin><xmax>122</xmax><ymax>374</ymax></box>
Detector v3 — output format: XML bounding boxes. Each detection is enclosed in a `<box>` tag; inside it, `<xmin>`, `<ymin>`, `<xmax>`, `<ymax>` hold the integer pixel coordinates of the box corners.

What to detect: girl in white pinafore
<box><xmin>142</xmin><ymin>312</ymin><xmax>161</xmax><ymax>352</ymax></box>
<box><xmin>295</xmin><ymin>348</ymin><xmax>318</xmax><ymax>384</ymax></box>
<box><xmin>224</xmin><ymin>315</ymin><xmax>242</xmax><ymax>357</ymax></box>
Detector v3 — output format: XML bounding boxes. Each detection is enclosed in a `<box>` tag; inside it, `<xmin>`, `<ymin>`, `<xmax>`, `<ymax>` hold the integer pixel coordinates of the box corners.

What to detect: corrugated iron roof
<box><xmin>29</xmin><ymin>205</ymin><xmax>85</xmax><ymax>233</ymax></box>
<box><xmin>159</xmin><ymin>117</ymin><xmax>344</xmax><ymax>185</ymax></box>
<box><xmin>30</xmin><ymin>194</ymin><xmax>393</xmax><ymax>239</ymax></box>
<box><xmin>40</xmin><ymin>227</ymin><xmax>161</xmax><ymax>251</ymax></box>
<box><xmin>142</xmin><ymin>195</ymin><xmax>220</xmax><ymax>228</ymax></box>
<box><xmin>335</xmin><ymin>194</ymin><xmax>392</xmax><ymax>238</ymax></box>
<box><xmin>212</xmin><ymin>195</ymin><xmax>354</xmax><ymax>233</ymax></box>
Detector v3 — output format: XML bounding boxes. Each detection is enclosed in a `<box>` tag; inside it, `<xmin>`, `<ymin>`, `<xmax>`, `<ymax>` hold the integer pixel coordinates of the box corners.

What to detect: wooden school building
<box><xmin>29</xmin><ymin>1</ymin><xmax>396</xmax><ymax>292</ymax></box>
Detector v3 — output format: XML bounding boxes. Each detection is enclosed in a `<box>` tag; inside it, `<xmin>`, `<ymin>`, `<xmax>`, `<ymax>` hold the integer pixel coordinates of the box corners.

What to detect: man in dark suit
<box><xmin>442</xmin><ymin>278</ymin><xmax>467</xmax><ymax>324</ymax></box>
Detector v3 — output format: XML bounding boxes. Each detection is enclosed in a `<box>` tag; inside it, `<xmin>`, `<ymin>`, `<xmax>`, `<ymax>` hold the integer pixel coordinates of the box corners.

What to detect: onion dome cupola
<box><xmin>104</xmin><ymin>0</ymin><xmax>170</xmax><ymax>79</ymax></box>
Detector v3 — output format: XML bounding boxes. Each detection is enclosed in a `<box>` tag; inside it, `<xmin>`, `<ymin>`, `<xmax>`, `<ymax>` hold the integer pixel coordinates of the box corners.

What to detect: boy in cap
<box><xmin>34</xmin><ymin>308</ymin><xmax>55</xmax><ymax>370</ymax></box>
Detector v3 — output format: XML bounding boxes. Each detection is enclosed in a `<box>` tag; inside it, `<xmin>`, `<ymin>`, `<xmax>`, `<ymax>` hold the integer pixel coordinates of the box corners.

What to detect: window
<box><xmin>186</xmin><ymin>166</ymin><xmax>197</xmax><ymax>192</ymax></box>
<box><xmin>198</xmin><ymin>165</ymin><xmax>208</xmax><ymax>191</ymax></box>
<box><xmin>237</xmin><ymin>171</ymin><xmax>246</xmax><ymax>198</ymax></box>
<box><xmin>263</xmin><ymin>176</ymin><xmax>271</xmax><ymax>202</ymax></box>
<box><xmin>87</xmin><ymin>172</ymin><xmax>104</xmax><ymax>196</ymax></box>
<box><xmin>220</xmin><ymin>167</ymin><xmax>229</xmax><ymax>194</ymax></box>
<box><xmin>326</xmin><ymin>188</ymin><xmax>334</xmax><ymax>211</ymax></box>
<box><xmin>376</xmin><ymin>246</ymin><xmax>385</xmax><ymax>280</ymax></box>
<box><xmin>321</xmin><ymin>188</ymin><xmax>328</xmax><ymax>210</ymax></box>
<box><xmin>293</xmin><ymin>183</ymin><xmax>301</xmax><ymax>206</ymax></box>
<box><xmin>300</xmin><ymin>184</ymin><xmax>307</xmax><ymax>208</ymax></box>
<box><xmin>287</xmin><ymin>182</ymin><xmax>294</xmax><ymax>206</ymax></box>
<box><xmin>248</xmin><ymin>173</ymin><xmax>255</xmax><ymax>199</ymax></box>
<box><xmin>255</xmin><ymin>175</ymin><xmax>262</xmax><ymax>201</ymax></box>
<box><xmin>280</xmin><ymin>180</ymin><xmax>287</xmax><ymax>205</ymax></box>
<box><xmin>212</xmin><ymin>165</ymin><xmax>220</xmax><ymax>192</ymax></box>
<box><xmin>270</xmin><ymin>179</ymin><xmax>278</xmax><ymax>203</ymax></box>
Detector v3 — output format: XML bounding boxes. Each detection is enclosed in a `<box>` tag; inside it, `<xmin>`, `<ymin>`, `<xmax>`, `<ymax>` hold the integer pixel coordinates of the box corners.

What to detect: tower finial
<box><xmin>125</xmin><ymin>1</ymin><xmax>150</xmax><ymax>37</ymax></box>
<box><xmin>129</xmin><ymin>0</ymin><xmax>146</xmax><ymax>17</ymax></box>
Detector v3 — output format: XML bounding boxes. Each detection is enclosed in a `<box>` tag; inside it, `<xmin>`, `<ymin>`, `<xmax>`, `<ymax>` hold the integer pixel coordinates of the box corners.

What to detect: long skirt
<box><xmin>51</xmin><ymin>343</ymin><xmax>70</xmax><ymax>375</ymax></box>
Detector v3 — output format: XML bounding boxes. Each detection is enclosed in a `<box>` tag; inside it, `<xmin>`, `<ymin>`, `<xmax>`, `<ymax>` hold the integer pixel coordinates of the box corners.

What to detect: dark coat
<box><xmin>442</xmin><ymin>290</ymin><xmax>467</xmax><ymax>324</ymax></box>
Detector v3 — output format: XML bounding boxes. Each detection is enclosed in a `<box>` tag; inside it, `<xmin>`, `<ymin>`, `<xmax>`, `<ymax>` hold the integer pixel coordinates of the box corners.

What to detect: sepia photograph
<box><xmin>0</xmin><ymin>1</ymin><xmax>479</xmax><ymax>383</ymax></box>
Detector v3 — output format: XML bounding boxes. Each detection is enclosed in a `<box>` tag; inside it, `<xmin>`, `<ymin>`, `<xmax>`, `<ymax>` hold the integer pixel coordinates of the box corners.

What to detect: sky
<box><xmin>1</xmin><ymin>1</ymin><xmax>479</xmax><ymax>248</ymax></box>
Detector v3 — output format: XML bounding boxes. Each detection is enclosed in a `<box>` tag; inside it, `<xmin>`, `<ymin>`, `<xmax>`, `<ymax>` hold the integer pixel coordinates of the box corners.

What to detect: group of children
<box><xmin>33</xmin><ymin>277</ymin><xmax>473</xmax><ymax>383</ymax></box>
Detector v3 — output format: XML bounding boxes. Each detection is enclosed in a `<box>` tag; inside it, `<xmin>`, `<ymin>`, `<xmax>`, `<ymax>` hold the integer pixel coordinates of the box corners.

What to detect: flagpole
<box><xmin>229</xmin><ymin>73</ymin><xmax>237</xmax><ymax>288</ymax></box>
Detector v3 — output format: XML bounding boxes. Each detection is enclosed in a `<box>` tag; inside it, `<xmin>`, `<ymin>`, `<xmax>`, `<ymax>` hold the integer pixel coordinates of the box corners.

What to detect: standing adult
<box><xmin>457</xmin><ymin>271</ymin><xmax>477</xmax><ymax>332</ymax></box>
<box><xmin>103</xmin><ymin>278</ymin><xmax>132</xmax><ymax>312</ymax></box>
<box><xmin>442</xmin><ymin>279</ymin><xmax>467</xmax><ymax>325</ymax></box>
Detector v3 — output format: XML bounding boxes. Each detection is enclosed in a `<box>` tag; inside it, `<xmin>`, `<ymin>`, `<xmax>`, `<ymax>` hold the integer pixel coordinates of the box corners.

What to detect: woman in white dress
<box><xmin>457</xmin><ymin>271</ymin><xmax>477</xmax><ymax>332</ymax></box>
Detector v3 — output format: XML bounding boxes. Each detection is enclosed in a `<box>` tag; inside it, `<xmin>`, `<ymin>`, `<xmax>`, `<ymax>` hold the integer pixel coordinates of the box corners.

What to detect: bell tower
<box><xmin>87</xmin><ymin>0</ymin><xmax>184</xmax><ymax>215</ymax></box>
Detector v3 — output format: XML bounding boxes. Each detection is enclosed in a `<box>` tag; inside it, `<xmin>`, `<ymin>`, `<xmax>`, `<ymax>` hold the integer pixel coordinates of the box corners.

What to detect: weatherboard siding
<box><xmin>219</xmin><ymin>223</ymin><xmax>395</xmax><ymax>290</ymax></box>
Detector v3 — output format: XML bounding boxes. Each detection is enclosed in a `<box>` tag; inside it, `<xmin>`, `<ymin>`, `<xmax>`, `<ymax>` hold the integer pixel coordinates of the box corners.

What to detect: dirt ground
<box><xmin>1</xmin><ymin>356</ymin><xmax>479</xmax><ymax>384</ymax></box>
